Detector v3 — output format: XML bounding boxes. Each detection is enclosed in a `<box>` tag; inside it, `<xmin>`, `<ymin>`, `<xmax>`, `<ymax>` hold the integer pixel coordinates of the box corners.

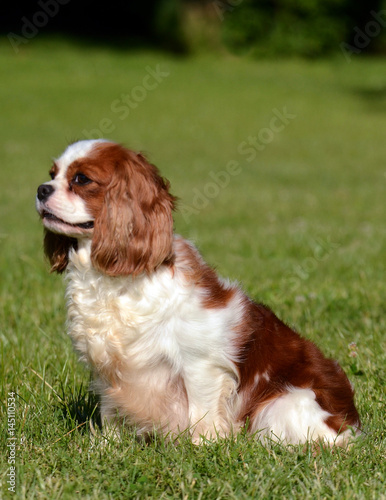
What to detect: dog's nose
<box><xmin>37</xmin><ymin>184</ymin><xmax>54</xmax><ymax>201</ymax></box>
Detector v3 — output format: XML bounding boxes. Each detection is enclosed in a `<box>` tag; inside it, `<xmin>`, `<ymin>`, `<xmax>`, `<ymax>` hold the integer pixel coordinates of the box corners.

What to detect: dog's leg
<box><xmin>182</xmin><ymin>364</ymin><xmax>238</xmax><ymax>443</ymax></box>
<box><xmin>250</xmin><ymin>387</ymin><xmax>356</xmax><ymax>445</ymax></box>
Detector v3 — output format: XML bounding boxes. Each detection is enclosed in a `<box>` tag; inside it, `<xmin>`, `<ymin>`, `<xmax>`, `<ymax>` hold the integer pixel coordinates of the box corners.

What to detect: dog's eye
<box><xmin>49</xmin><ymin>172</ymin><xmax>55</xmax><ymax>180</ymax></box>
<box><xmin>73</xmin><ymin>173</ymin><xmax>91</xmax><ymax>185</ymax></box>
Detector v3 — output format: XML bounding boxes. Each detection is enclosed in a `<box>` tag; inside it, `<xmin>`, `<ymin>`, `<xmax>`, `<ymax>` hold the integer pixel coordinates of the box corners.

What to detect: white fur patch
<box><xmin>251</xmin><ymin>387</ymin><xmax>338</xmax><ymax>444</ymax></box>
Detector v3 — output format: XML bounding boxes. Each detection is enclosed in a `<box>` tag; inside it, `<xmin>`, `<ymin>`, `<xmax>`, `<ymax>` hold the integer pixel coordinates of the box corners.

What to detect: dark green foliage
<box><xmin>220</xmin><ymin>0</ymin><xmax>386</xmax><ymax>57</ymax></box>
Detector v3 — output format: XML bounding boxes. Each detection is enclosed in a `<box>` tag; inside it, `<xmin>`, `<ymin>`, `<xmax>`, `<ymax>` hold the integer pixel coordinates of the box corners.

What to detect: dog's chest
<box><xmin>64</xmin><ymin>248</ymin><xmax>241</xmax><ymax>385</ymax></box>
<box><xmin>65</xmin><ymin>261</ymin><xmax>183</xmax><ymax>372</ymax></box>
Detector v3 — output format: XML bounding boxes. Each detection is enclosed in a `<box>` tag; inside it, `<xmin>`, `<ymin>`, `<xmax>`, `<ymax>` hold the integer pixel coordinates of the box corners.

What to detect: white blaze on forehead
<box><xmin>37</xmin><ymin>139</ymin><xmax>111</xmax><ymax>227</ymax></box>
<box><xmin>55</xmin><ymin>139</ymin><xmax>109</xmax><ymax>175</ymax></box>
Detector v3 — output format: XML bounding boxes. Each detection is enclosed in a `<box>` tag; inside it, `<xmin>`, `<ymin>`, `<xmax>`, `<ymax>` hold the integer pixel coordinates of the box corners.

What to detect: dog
<box><xmin>36</xmin><ymin>139</ymin><xmax>360</xmax><ymax>445</ymax></box>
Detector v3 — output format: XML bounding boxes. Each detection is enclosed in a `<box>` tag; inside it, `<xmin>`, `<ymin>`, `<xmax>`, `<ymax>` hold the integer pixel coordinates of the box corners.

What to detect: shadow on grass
<box><xmin>351</xmin><ymin>84</ymin><xmax>386</xmax><ymax>112</ymax></box>
<box><xmin>57</xmin><ymin>382</ymin><xmax>101</xmax><ymax>432</ymax></box>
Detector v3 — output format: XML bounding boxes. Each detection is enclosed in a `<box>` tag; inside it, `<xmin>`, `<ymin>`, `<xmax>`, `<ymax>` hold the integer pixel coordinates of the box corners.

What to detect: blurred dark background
<box><xmin>2</xmin><ymin>0</ymin><xmax>386</xmax><ymax>57</ymax></box>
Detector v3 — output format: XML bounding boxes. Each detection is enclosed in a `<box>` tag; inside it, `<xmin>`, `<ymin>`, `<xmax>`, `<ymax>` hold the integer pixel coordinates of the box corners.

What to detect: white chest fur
<box><xmin>67</xmin><ymin>243</ymin><xmax>182</xmax><ymax>371</ymax></box>
<box><xmin>66</xmin><ymin>240</ymin><xmax>242</xmax><ymax>367</ymax></box>
<box><xmin>64</xmin><ymin>240</ymin><xmax>242</xmax><ymax>437</ymax></box>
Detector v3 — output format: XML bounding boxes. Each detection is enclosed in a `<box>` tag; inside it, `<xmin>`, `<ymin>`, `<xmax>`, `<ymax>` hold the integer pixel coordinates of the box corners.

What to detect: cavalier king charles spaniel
<box><xmin>36</xmin><ymin>139</ymin><xmax>360</xmax><ymax>445</ymax></box>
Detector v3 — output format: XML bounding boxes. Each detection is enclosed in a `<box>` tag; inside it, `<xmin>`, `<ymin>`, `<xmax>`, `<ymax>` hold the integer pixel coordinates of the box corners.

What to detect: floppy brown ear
<box><xmin>44</xmin><ymin>229</ymin><xmax>75</xmax><ymax>273</ymax></box>
<box><xmin>91</xmin><ymin>150</ymin><xmax>176</xmax><ymax>277</ymax></box>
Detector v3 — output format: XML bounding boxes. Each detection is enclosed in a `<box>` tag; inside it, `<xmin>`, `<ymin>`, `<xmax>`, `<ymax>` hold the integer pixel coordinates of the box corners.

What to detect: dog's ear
<box><xmin>91</xmin><ymin>149</ymin><xmax>176</xmax><ymax>277</ymax></box>
<box><xmin>44</xmin><ymin>229</ymin><xmax>75</xmax><ymax>273</ymax></box>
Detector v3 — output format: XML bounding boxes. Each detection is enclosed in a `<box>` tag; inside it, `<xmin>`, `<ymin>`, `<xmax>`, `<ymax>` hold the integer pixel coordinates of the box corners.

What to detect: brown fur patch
<box><xmin>46</xmin><ymin>142</ymin><xmax>177</xmax><ymax>276</ymax></box>
<box><xmin>174</xmin><ymin>237</ymin><xmax>236</xmax><ymax>309</ymax></box>
<box><xmin>234</xmin><ymin>298</ymin><xmax>360</xmax><ymax>435</ymax></box>
<box><xmin>44</xmin><ymin>229</ymin><xmax>76</xmax><ymax>274</ymax></box>
<box><xmin>87</xmin><ymin>143</ymin><xmax>176</xmax><ymax>276</ymax></box>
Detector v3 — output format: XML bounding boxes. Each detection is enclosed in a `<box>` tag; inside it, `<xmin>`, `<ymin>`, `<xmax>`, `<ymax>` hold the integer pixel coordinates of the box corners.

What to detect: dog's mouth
<box><xmin>42</xmin><ymin>210</ymin><xmax>94</xmax><ymax>230</ymax></box>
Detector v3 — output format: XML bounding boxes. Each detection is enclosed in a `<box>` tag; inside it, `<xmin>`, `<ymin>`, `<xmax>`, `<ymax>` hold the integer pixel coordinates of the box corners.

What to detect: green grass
<box><xmin>0</xmin><ymin>36</ymin><xmax>385</xmax><ymax>499</ymax></box>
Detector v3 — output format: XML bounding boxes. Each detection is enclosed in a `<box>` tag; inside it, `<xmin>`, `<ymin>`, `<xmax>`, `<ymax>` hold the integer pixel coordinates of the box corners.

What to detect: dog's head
<box><xmin>36</xmin><ymin>140</ymin><xmax>176</xmax><ymax>276</ymax></box>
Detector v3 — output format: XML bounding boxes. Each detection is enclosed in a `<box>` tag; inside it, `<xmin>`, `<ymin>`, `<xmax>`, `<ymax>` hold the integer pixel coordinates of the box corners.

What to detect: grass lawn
<box><xmin>0</xmin><ymin>36</ymin><xmax>385</xmax><ymax>499</ymax></box>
